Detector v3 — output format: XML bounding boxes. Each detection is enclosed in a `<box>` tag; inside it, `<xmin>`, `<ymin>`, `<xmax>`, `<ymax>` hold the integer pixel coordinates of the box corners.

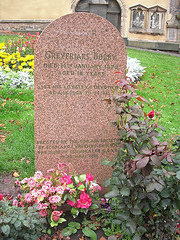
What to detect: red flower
<box><xmin>0</xmin><ymin>193</ymin><xmax>3</xmax><ymax>201</ymax></box>
<box><xmin>52</xmin><ymin>210</ymin><xmax>63</xmax><ymax>222</ymax></box>
<box><xmin>148</xmin><ymin>109</ymin><xmax>155</xmax><ymax>119</ymax></box>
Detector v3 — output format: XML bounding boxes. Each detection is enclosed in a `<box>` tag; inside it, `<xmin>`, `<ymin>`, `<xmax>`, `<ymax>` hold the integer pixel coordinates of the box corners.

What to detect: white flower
<box><xmin>126</xmin><ymin>57</ymin><xmax>146</xmax><ymax>82</ymax></box>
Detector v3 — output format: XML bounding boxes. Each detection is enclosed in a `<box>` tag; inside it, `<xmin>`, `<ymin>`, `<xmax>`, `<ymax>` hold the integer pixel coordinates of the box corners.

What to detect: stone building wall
<box><xmin>0</xmin><ymin>0</ymin><xmax>179</xmax><ymax>51</ymax></box>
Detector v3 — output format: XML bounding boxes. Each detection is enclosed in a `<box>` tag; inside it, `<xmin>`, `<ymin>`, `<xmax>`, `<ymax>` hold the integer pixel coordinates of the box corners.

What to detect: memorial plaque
<box><xmin>34</xmin><ymin>12</ymin><xmax>127</xmax><ymax>191</ymax></box>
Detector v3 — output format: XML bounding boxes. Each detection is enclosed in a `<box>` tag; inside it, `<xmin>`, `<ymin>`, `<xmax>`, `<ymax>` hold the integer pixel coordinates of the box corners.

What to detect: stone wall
<box><xmin>0</xmin><ymin>20</ymin><xmax>51</xmax><ymax>33</ymax></box>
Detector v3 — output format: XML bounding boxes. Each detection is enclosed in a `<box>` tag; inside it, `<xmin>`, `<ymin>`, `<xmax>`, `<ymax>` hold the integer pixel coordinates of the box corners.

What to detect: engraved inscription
<box><xmin>36</xmin><ymin>138</ymin><xmax>119</xmax><ymax>159</ymax></box>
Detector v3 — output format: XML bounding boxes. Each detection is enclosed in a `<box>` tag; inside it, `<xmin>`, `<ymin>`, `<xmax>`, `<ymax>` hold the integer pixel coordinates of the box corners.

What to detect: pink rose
<box><xmin>52</xmin><ymin>210</ymin><xmax>63</xmax><ymax>222</ymax></box>
<box><xmin>148</xmin><ymin>109</ymin><xmax>155</xmax><ymax>119</ymax></box>
<box><xmin>77</xmin><ymin>192</ymin><xmax>92</xmax><ymax>209</ymax></box>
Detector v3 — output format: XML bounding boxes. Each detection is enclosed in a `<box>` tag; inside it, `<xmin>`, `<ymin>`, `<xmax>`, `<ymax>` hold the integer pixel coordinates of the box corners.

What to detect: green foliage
<box><xmin>61</xmin><ymin>217</ymin><xmax>99</xmax><ymax>240</ymax></box>
<box><xmin>0</xmin><ymin>201</ymin><xmax>46</xmax><ymax>240</ymax></box>
<box><xmin>101</xmin><ymin>73</ymin><xmax>180</xmax><ymax>239</ymax></box>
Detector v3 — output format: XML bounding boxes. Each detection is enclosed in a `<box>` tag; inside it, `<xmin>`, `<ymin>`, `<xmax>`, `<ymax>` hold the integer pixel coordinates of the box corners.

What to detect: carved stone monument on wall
<box><xmin>34</xmin><ymin>12</ymin><xmax>127</xmax><ymax>191</ymax></box>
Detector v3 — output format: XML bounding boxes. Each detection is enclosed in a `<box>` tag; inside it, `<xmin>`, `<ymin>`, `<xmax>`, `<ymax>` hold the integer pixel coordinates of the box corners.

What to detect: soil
<box><xmin>0</xmin><ymin>173</ymin><xmax>21</xmax><ymax>198</ymax></box>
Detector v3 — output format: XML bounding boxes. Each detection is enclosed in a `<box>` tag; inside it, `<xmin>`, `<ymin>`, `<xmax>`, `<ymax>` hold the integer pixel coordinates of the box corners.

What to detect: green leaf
<box><xmin>120</xmin><ymin>187</ymin><xmax>130</xmax><ymax>196</ymax></box>
<box><xmin>126</xmin><ymin>219</ymin><xmax>136</xmax><ymax>234</ymax></box>
<box><xmin>104</xmin><ymin>189</ymin><xmax>119</xmax><ymax>199</ymax></box>
<box><xmin>4</xmin><ymin>216</ymin><xmax>12</xmax><ymax>223</ymax></box>
<box><xmin>103</xmin><ymin>178</ymin><xmax>111</xmax><ymax>187</ymax></box>
<box><xmin>14</xmin><ymin>220</ymin><xmax>21</xmax><ymax>229</ymax></box>
<box><xmin>79</xmin><ymin>174</ymin><xmax>86</xmax><ymax>182</ymax></box>
<box><xmin>67</xmin><ymin>183</ymin><xmax>74</xmax><ymax>189</ymax></box>
<box><xmin>125</xmin><ymin>143</ymin><xmax>136</xmax><ymax>156</ymax></box>
<box><xmin>161</xmin><ymin>199</ymin><xmax>171</xmax><ymax>208</ymax></box>
<box><xmin>142</xmin><ymin>148</ymin><xmax>152</xmax><ymax>155</ymax></box>
<box><xmin>154</xmin><ymin>183</ymin><xmax>163</xmax><ymax>192</ymax></box>
<box><xmin>90</xmin><ymin>203</ymin><xmax>98</xmax><ymax>209</ymax></box>
<box><xmin>61</xmin><ymin>227</ymin><xmax>77</xmax><ymax>236</ymax></box>
<box><xmin>112</xmin><ymin>219</ymin><xmax>122</xmax><ymax>225</ymax></box>
<box><xmin>176</xmin><ymin>171</ymin><xmax>180</xmax><ymax>180</ymax></box>
<box><xmin>137</xmin><ymin>226</ymin><xmax>147</xmax><ymax>233</ymax></box>
<box><xmin>1</xmin><ymin>225</ymin><xmax>10</xmax><ymax>236</ymax></box>
<box><xmin>23</xmin><ymin>220</ymin><xmax>30</xmax><ymax>227</ymax></box>
<box><xmin>82</xmin><ymin>227</ymin><xmax>97</xmax><ymax>240</ymax></box>
<box><xmin>146</xmin><ymin>183</ymin><xmax>155</xmax><ymax>192</ymax></box>
<box><xmin>68</xmin><ymin>222</ymin><xmax>81</xmax><ymax>229</ymax></box>
<box><xmin>136</xmin><ymin>156</ymin><xmax>149</xmax><ymax>169</ymax></box>
<box><xmin>58</xmin><ymin>217</ymin><xmax>66</xmax><ymax>224</ymax></box>
<box><xmin>101</xmin><ymin>159</ymin><xmax>114</xmax><ymax>166</ymax></box>
<box><xmin>160</xmin><ymin>189</ymin><xmax>170</xmax><ymax>198</ymax></box>
<box><xmin>150</xmin><ymin>155</ymin><xmax>161</xmax><ymax>166</ymax></box>
<box><xmin>116</xmin><ymin>212</ymin><xmax>129</xmax><ymax>221</ymax></box>
<box><xmin>47</xmin><ymin>229</ymin><xmax>51</xmax><ymax>235</ymax></box>
<box><xmin>133</xmin><ymin>233</ymin><xmax>141</xmax><ymax>240</ymax></box>
<box><xmin>131</xmin><ymin>125</ymin><xmax>140</xmax><ymax>130</ymax></box>
<box><xmin>134</xmin><ymin>154</ymin><xmax>143</xmax><ymax>161</ymax></box>
<box><xmin>130</xmin><ymin>207</ymin><xmax>142</xmax><ymax>215</ymax></box>
<box><xmin>74</xmin><ymin>176</ymin><xmax>79</xmax><ymax>184</ymax></box>
<box><xmin>71</xmin><ymin>207</ymin><xmax>79</xmax><ymax>216</ymax></box>
<box><xmin>78</xmin><ymin>184</ymin><xmax>85</xmax><ymax>191</ymax></box>
<box><xmin>150</xmin><ymin>136</ymin><xmax>159</xmax><ymax>146</ymax></box>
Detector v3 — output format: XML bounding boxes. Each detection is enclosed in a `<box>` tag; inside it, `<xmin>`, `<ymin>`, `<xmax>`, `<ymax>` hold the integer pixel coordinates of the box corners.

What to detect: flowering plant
<box><xmin>14</xmin><ymin>163</ymin><xmax>101</xmax><ymax>227</ymax></box>
<box><xmin>126</xmin><ymin>56</ymin><xmax>146</xmax><ymax>82</ymax></box>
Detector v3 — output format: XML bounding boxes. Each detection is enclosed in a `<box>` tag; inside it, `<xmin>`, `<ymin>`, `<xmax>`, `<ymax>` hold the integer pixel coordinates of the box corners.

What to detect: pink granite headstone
<box><xmin>34</xmin><ymin>12</ymin><xmax>127</xmax><ymax>192</ymax></box>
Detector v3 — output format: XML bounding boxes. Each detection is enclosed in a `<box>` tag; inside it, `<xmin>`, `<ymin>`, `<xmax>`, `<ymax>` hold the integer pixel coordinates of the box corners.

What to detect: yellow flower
<box><xmin>12</xmin><ymin>64</ymin><xmax>17</xmax><ymax>68</ymax></box>
<box><xmin>18</xmin><ymin>65</ymin><xmax>23</xmax><ymax>70</ymax></box>
<box><xmin>0</xmin><ymin>62</ymin><xmax>3</xmax><ymax>66</ymax></box>
<box><xmin>21</xmin><ymin>62</ymin><xmax>26</xmax><ymax>66</ymax></box>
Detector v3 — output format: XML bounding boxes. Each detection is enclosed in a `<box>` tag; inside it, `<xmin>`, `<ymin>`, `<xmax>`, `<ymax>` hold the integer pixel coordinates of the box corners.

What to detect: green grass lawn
<box><xmin>0</xmin><ymin>45</ymin><xmax>179</xmax><ymax>178</ymax></box>
<box><xmin>127</xmin><ymin>48</ymin><xmax>180</xmax><ymax>139</ymax></box>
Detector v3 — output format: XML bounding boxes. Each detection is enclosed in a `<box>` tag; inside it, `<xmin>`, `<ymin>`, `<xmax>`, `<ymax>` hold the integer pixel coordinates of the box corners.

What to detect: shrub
<box><xmin>0</xmin><ymin>197</ymin><xmax>47</xmax><ymax>240</ymax></box>
<box><xmin>101</xmin><ymin>72</ymin><xmax>180</xmax><ymax>239</ymax></box>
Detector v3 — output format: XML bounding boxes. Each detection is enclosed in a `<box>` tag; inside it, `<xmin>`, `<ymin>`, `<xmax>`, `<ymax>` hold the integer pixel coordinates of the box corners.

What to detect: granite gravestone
<box><xmin>34</xmin><ymin>12</ymin><xmax>127</xmax><ymax>191</ymax></box>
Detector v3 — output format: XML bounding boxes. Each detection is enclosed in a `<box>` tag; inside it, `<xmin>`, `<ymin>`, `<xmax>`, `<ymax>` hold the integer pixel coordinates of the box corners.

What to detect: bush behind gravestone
<box><xmin>101</xmin><ymin>73</ymin><xmax>180</xmax><ymax>239</ymax></box>
<box><xmin>0</xmin><ymin>201</ymin><xmax>47</xmax><ymax>240</ymax></box>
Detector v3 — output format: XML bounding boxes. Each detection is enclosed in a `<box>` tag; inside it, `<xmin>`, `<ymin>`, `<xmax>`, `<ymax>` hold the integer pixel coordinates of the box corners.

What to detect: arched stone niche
<box><xmin>71</xmin><ymin>0</ymin><xmax>128</xmax><ymax>37</ymax></box>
